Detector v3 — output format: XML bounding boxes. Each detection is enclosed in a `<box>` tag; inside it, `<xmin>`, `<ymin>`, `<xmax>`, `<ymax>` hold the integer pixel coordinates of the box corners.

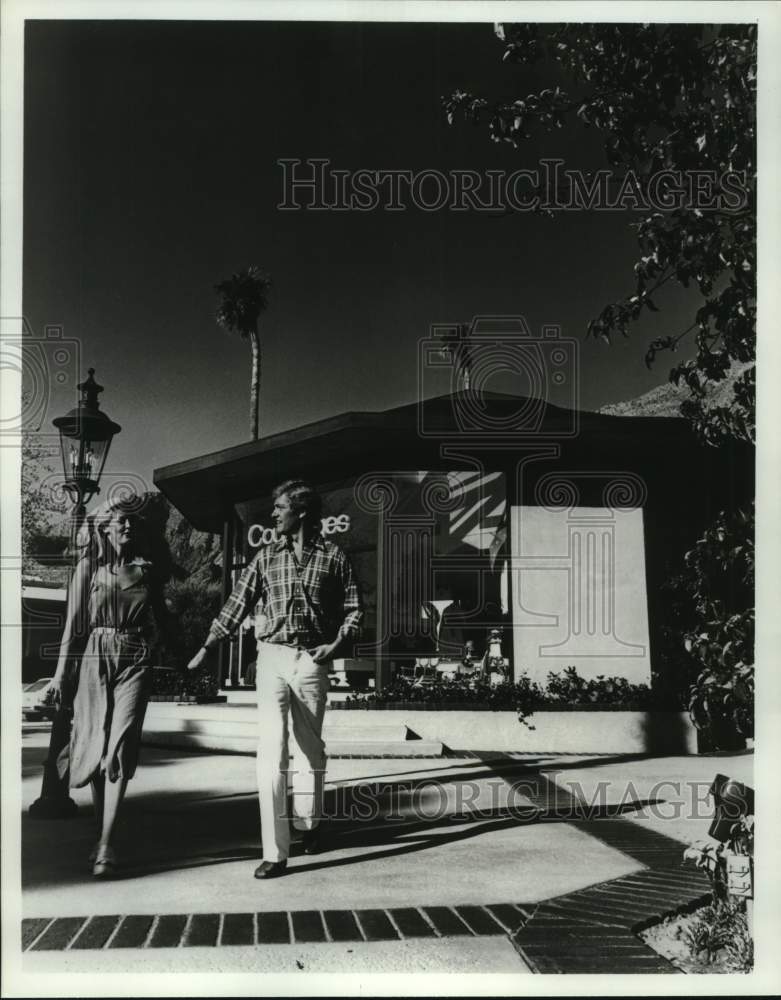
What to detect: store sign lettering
<box><xmin>248</xmin><ymin>514</ymin><xmax>351</xmax><ymax>548</ymax></box>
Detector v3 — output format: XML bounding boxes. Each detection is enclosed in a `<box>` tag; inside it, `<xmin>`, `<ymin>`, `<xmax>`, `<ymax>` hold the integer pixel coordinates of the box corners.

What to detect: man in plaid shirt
<box><xmin>188</xmin><ymin>479</ymin><xmax>362</xmax><ymax>878</ymax></box>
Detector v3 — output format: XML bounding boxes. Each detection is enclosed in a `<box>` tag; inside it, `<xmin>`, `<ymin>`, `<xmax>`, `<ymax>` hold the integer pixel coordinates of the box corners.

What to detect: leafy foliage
<box><xmin>183</xmin><ymin>664</ymin><xmax>221</xmax><ymax>700</ymax></box>
<box><xmin>681</xmin><ymin>807</ymin><xmax>753</xmax><ymax>972</ymax></box>
<box><xmin>681</xmin><ymin>899</ymin><xmax>752</xmax><ymax>970</ymax></box>
<box><xmin>445</xmin><ymin>24</ymin><xmax>756</xmax><ymax>746</ymax></box>
<box><xmin>144</xmin><ymin>496</ymin><xmax>223</xmax><ymax>675</ymax></box>
<box><xmin>214</xmin><ymin>265</ymin><xmax>271</xmax><ymax>339</ymax></box>
<box><xmin>444</xmin><ymin>23</ymin><xmax>756</xmax><ymax>446</ymax></box>
<box><xmin>677</xmin><ymin>505</ymin><xmax>754</xmax><ymax>744</ymax></box>
<box><xmin>346</xmin><ymin>665</ymin><xmax>662</xmax><ymax>722</ymax></box>
<box><xmin>650</xmin><ymin>505</ymin><xmax>754</xmax><ymax>750</ymax></box>
<box><xmin>543</xmin><ymin>665</ymin><xmax>657</xmax><ymax>707</ymax></box>
<box><xmin>685</xmin><ymin>812</ymin><xmax>753</xmax><ymax>899</ymax></box>
<box><xmin>149</xmin><ymin>665</ymin><xmax>219</xmax><ymax>700</ymax></box>
<box><xmin>346</xmin><ymin>673</ymin><xmax>542</xmax><ymax>720</ymax></box>
<box><xmin>21</xmin><ymin>429</ymin><xmax>68</xmax><ymax>575</ymax></box>
<box><xmin>156</xmin><ymin>577</ymin><xmax>223</xmax><ymax>672</ymax></box>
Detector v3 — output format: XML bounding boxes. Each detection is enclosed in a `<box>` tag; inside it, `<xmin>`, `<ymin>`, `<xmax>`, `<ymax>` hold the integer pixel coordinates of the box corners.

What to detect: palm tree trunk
<box><xmin>249</xmin><ymin>329</ymin><xmax>261</xmax><ymax>440</ymax></box>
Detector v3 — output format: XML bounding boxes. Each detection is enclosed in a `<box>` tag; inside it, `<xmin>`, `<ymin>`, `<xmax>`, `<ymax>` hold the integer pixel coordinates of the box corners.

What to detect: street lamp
<box><xmin>29</xmin><ymin>369</ymin><xmax>121</xmax><ymax>819</ymax></box>
<box><xmin>53</xmin><ymin>368</ymin><xmax>122</xmax><ymax>530</ymax></box>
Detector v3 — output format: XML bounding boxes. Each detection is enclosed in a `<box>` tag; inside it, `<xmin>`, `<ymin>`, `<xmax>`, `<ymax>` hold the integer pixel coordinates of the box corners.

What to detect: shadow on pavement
<box><xmin>23</xmin><ymin>749</ymin><xmax>684</xmax><ymax>888</ymax></box>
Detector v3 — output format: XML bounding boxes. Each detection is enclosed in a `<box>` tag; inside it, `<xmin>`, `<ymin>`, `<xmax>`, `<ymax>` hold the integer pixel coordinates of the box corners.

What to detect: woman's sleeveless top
<box><xmin>88</xmin><ymin>561</ymin><xmax>155</xmax><ymax>632</ymax></box>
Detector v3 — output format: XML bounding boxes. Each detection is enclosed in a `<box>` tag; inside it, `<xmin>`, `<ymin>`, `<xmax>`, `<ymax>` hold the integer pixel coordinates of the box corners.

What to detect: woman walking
<box><xmin>47</xmin><ymin>493</ymin><xmax>170</xmax><ymax>877</ymax></box>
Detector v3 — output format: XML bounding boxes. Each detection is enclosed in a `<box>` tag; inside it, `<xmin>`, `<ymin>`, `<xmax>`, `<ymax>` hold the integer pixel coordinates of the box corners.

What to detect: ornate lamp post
<box><xmin>29</xmin><ymin>369</ymin><xmax>121</xmax><ymax>819</ymax></box>
<box><xmin>53</xmin><ymin>369</ymin><xmax>122</xmax><ymax>532</ymax></box>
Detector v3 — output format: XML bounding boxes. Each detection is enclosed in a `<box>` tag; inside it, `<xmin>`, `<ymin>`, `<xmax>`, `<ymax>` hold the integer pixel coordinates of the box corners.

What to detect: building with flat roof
<box><xmin>153</xmin><ymin>390</ymin><xmax>753</xmax><ymax>693</ymax></box>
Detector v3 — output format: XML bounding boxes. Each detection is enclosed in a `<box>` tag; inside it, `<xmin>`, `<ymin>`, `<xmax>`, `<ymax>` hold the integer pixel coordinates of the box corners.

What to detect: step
<box><xmin>142</xmin><ymin>703</ymin><xmax>441</xmax><ymax>757</ymax></box>
<box><xmin>144</xmin><ymin>718</ymin><xmax>412</xmax><ymax>744</ymax></box>
<box><xmin>223</xmin><ymin>685</ymin><xmax>375</xmax><ymax>707</ymax></box>
<box><xmin>324</xmin><ymin>739</ymin><xmax>444</xmax><ymax>757</ymax></box>
<box><xmin>145</xmin><ymin>704</ymin><xmax>410</xmax><ymax>742</ymax></box>
<box><xmin>223</xmin><ymin>689</ymin><xmax>257</xmax><ymax>706</ymax></box>
<box><xmin>143</xmin><ymin>731</ymin><xmax>258</xmax><ymax>755</ymax></box>
<box><xmin>143</xmin><ymin>730</ymin><xmax>443</xmax><ymax>758</ymax></box>
<box><xmin>322</xmin><ymin>724</ymin><xmax>410</xmax><ymax>742</ymax></box>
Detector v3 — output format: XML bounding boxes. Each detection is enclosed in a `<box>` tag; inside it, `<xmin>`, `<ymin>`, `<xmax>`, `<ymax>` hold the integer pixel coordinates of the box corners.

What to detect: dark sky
<box><xmin>23</xmin><ymin>19</ymin><xmax>699</xmax><ymax>488</ymax></box>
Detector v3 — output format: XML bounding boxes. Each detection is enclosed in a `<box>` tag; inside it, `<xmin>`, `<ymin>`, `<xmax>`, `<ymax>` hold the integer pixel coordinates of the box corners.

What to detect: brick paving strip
<box><xmin>21</xmin><ymin>904</ymin><xmax>516</xmax><ymax>951</ymax></box>
<box><xmin>505</xmin><ymin>766</ymin><xmax>713</xmax><ymax>972</ymax></box>
<box><xmin>20</xmin><ymin>756</ymin><xmax>714</xmax><ymax>971</ymax></box>
<box><xmin>511</xmin><ymin>868</ymin><xmax>711</xmax><ymax>973</ymax></box>
<box><xmin>20</xmin><ymin>867</ymin><xmax>708</xmax><ymax>973</ymax></box>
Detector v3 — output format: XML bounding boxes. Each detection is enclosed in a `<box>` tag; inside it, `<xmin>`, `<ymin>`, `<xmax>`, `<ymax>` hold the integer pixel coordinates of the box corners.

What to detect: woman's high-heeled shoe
<box><xmin>92</xmin><ymin>845</ymin><xmax>117</xmax><ymax>878</ymax></box>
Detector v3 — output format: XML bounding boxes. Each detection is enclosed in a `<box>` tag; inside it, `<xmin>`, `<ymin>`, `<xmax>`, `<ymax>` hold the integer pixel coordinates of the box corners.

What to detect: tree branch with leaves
<box><xmin>444</xmin><ymin>23</ymin><xmax>756</xmax><ymax>748</ymax></box>
<box><xmin>444</xmin><ymin>22</ymin><xmax>756</xmax><ymax>446</ymax></box>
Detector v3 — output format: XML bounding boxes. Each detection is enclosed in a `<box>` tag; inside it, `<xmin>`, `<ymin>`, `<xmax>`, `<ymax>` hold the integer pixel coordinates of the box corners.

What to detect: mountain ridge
<box><xmin>597</xmin><ymin>362</ymin><xmax>751</xmax><ymax>418</ymax></box>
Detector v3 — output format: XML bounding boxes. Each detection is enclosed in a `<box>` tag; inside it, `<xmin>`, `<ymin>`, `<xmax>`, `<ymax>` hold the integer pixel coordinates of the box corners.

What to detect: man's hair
<box><xmin>273</xmin><ymin>479</ymin><xmax>323</xmax><ymax>524</ymax></box>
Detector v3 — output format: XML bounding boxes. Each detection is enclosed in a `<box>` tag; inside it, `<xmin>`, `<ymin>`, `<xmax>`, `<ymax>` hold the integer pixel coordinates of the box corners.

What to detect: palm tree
<box><xmin>214</xmin><ymin>266</ymin><xmax>272</xmax><ymax>440</ymax></box>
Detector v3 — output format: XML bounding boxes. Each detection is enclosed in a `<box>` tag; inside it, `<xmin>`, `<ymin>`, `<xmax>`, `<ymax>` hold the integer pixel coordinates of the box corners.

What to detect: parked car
<box><xmin>22</xmin><ymin>677</ymin><xmax>56</xmax><ymax>721</ymax></box>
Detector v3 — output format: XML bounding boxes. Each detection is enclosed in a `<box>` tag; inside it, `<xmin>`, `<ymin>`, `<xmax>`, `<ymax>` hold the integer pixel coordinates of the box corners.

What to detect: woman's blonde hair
<box><xmin>75</xmin><ymin>493</ymin><xmax>149</xmax><ymax>564</ymax></box>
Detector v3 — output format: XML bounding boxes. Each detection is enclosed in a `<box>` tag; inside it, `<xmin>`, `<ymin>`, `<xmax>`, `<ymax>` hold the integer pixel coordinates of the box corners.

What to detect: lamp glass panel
<box><xmin>80</xmin><ymin>437</ymin><xmax>109</xmax><ymax>482</ymax></box>
<box><xmin>57</xmin><ymin>429</ymin><xmax>111</xmax><ymax>484</ymax></box>
<box><xmin>92</xmin><ymin>437</ymin><xmax>112</xmax><ymax>487</ymax></box>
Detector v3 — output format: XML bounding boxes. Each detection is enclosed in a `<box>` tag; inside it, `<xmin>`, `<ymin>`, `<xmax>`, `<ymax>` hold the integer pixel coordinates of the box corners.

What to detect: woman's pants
<box><xmin>255</xmin><ymin>641</ymin><xmax>329</xmax><ymax>863</ymax></box>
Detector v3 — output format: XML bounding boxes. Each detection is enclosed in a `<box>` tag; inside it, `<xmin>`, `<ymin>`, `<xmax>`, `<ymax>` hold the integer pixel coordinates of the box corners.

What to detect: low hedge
<box><xmin>149</xmin><ymin>665</ymin><xmax>219</xmax><ymax>701</ymax></box>
<box><xmin>341</xmin><ymin>666</ymin><xmax>681</xmax><ymax>720</ymax></box>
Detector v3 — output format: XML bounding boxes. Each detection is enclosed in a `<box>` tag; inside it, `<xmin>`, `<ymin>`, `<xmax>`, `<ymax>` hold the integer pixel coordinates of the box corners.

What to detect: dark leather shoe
<box><xmin>254</xmin><ymin>859</ymin><xmax>287</xmax><ymax>879</ymax></box>
<box><xmin>301</xmin><ymin>828</ymin><xmax>322</xmax><ymax>855</ymax></box>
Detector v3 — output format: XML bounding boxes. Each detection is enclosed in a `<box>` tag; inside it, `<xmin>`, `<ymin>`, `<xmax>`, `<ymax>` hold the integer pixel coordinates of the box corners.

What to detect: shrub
<box><xmin>683</xmin><ymin>807</ymin><xmax>753</xmax><ymax>972</ymax></box>
<box><xmin>543</xmin><ymin>666</ymin><xmax>655</xmax><ymax>708</ymax></box>
<box><xmin>346</xmin><ymin>674</ymin><xmax>542</xmax><ymax>721</ymax></box>
<box><xmin>156</xmin><ymin>578</ymin><xmax>223</xmax><ymax>671</ymax></box>
<box><xmin>682</xmin><ymin>900</ymin><xmax>753</xmax><ymax>972</ymax></box>
<box><xmin>345</xmin><ymin>665</ymin><xmax>665</xmax><ymax>721</ymax></box>
<box><xmin>149</xmin><ymin>667</ymin><xmax>182</xmax><ymax>696</ymax></box>
<box><xmin>149</xmin><ymin>666</ymin><xmax>219</xmax><ymax>700</ymax></box>
<box><xmin>679</xmin><ymin>505</ymin><xmax>754</xmax><ymax>748</ymax></box>
<box><xmin>184</xmin><ymin>666</ymin><xmax>220</xmax><ymax>700</ymax></box>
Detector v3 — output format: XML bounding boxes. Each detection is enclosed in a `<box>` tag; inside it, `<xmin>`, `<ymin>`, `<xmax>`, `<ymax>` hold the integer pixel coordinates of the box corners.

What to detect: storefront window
<box><xmin>233</xmin><ymin>469</ymin><xmax>508</xmax><ymax>674</ymax></box>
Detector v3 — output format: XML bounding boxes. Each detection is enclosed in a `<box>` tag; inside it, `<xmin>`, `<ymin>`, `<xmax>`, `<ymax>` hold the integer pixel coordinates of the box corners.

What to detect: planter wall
<box><xmin>148</xmin><ymin>694</ymin><xmax>227</xmax><ymax>704</ymax></box>
<box><xmin>143</xmin><ymin>702</ymin><xmax>699</xmax><ymax>755</ymax></box>
<box><xmin>325</xmin><ymin>708</ymin><xmax>699</xmax><ymax>754</ymax></box>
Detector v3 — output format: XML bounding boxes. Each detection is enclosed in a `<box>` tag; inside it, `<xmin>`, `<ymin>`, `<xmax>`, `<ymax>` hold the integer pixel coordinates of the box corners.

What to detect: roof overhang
<box><xmin>153</xmin><ymin>391</ymin><xmax>751</xmax><ymax>533</ymax></box>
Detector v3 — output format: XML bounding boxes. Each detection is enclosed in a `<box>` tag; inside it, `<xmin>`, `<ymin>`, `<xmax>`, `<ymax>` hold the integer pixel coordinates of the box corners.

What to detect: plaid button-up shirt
<box><xmin>208</xmin><ymin>533</ymin><xmax>362</xmax><ymax>649</ymax></box>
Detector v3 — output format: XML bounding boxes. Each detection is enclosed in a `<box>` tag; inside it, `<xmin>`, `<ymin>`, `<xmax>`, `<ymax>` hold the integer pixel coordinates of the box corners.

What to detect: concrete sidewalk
<box><xmin>18</xmin><ymin>723</ymin><xmax>753</xmax><ymax>974</ymax></box>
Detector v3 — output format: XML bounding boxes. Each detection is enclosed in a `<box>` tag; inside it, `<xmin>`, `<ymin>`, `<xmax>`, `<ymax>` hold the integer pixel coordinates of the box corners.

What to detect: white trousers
<box><xmin>255</xmin><ymin>641</ymin><xmax>329</xmax><ymax>862</ymax></box>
